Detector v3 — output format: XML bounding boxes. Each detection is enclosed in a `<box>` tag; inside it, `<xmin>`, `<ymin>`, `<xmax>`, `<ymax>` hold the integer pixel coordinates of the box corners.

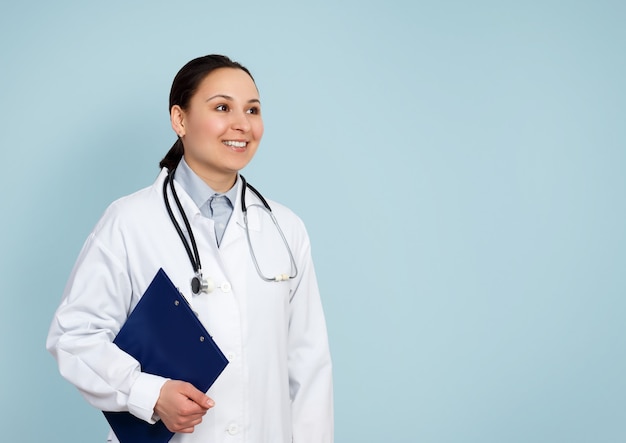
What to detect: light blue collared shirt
<box><xmin>174</xmin><ymin>158</ymin><xmax>239</xmax><ymax>247</ymax></box>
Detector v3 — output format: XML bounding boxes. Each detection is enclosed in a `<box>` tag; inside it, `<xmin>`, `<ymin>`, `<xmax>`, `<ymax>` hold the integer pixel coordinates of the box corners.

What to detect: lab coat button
<box><xmin>227</xmin><ymin>423</ymin><xmax>239</xmax><ymax>435</ymax></box>
<box><xmin>226</xmin><ymin>352</ymin><xmax>236</xmax><ymax>361</ymax></box>
<box><xmin>221</xmin><ymin>282</ymin><xmax>231</xmax><ymax>293</ymax></box>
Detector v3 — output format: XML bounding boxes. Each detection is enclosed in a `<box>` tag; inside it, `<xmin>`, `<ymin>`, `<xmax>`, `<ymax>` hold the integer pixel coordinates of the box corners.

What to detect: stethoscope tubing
<box><xmin>240</xmin><ymin>175</ymin><xmax>298</xmax><ymax>282</ymax></box>
<box><xmin>163</xmin><ymin>169</ymin><xmax>298</xmax><ymax>291</ymax></box>
<box><xmin>163</xmin><ymin>171</ymin><xmax>202</xmax><ymax>274</ymax></box>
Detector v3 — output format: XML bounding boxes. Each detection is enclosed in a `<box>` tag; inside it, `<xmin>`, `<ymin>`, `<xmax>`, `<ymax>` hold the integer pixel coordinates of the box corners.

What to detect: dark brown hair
<box><xmin>159</xmin><ymin>55</ymin><xmax>255</xmax><ymax>170</ymax></box>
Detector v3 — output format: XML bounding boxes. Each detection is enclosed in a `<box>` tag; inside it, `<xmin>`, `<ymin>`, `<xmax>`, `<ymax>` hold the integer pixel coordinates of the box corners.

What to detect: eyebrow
<box><xmin>206</xmin><ymin>94</ymin><xmax>261</xmax><ymax>104</ymax></box>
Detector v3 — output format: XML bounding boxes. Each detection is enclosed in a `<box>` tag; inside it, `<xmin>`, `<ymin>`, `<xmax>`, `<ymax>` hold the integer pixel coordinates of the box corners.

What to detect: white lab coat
<box><xmin>46</xmin><ymin>169</ymin><xmax>333</xmax><ymax>443</ymax></box>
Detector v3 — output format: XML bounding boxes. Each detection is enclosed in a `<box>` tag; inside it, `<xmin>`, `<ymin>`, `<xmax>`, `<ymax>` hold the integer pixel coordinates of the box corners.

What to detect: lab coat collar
<box><xmin>155</xmin><ymin>168</ymin><xmax>202</xmax><ymax>224</ymax></box>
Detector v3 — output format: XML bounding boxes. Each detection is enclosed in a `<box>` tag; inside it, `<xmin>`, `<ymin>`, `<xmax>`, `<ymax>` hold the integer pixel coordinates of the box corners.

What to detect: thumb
<box><xmin>181</xmin><ymin>382</ymin><xmax>214</xmax><ymax>408</ymax></box>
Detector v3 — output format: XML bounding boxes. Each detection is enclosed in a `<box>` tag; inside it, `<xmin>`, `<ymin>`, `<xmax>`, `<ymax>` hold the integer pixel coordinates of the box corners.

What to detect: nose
<box><xmin>231</xmin><ymin>109</ymin><xmax>251</xmax><ymax>132</ymax></box>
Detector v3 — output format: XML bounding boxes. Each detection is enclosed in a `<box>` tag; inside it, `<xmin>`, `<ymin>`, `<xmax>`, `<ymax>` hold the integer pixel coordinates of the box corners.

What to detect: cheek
<box><xmin>190</xmin><ymin>116</ymin><xmax>227</xmax><ymax>139</ymax></box>
<box><xmin>253</xmin><ymin>120</ymin><xmax>264</xmax><ymax>140</ymax></box>
<box><xmin>206</xmin><ymin>119</ymin><xmax>229</xmax><ymax>137</ymax></box>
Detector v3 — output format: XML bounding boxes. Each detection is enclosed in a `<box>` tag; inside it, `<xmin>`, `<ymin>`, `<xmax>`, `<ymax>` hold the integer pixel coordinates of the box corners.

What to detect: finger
<box><xmin>165</xmin><ymin>411</ymin><xmax>204</xmax><ymax>431</ymax></box>
<box><xmin>173</xmin><ymin>415</ymin><xmax>204</xmax><ymax>432</ymax></box>
<box><xmin>180</xmin><ymin>382</ymin><xmax>214</xmax><ymax>409</ymax></box>
<box><xmin>175</xmin><ymin>400</ymin><xmax>209</xmax><ymax>419</ymax></box>
<box><xmin>177</xmin><ymin>426</ymin><xmax>196</xmax><ymax>434</ymax></box>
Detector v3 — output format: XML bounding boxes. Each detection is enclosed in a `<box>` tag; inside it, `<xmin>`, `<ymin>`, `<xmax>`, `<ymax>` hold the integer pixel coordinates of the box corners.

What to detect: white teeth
<box><xmin>223</xmin><ymin>140</ymin><xmax>247</xmax><ymax>148</ymax></box>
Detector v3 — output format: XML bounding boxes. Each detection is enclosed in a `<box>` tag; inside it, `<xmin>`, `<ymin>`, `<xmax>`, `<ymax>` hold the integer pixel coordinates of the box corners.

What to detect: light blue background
<box><xmin>1</xmin><ymin>1</ymin><xmax>625</xmax><ymax>442</ymax></box>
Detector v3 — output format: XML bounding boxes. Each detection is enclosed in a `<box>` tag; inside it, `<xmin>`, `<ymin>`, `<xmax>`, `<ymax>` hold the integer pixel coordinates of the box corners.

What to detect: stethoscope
<box><xmin>163</xmin><ymin>168</ymin><xmax>298</xmax><ymax>295</ymax></box>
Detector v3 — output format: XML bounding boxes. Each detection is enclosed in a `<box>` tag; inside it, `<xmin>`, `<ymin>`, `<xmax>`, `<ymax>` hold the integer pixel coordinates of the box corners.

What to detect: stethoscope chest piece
<box><xmin>191</xmin><ymin>272</ymin><xmax>214</xmax><ymax>295</ymax></box>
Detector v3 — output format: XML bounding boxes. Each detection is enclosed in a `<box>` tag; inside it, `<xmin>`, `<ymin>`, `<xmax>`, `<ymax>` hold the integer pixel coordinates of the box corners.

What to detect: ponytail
<box><xmin>159</xmin><ymin>138</ymin><xmax>183</xmax><ymax>170</ymax></box>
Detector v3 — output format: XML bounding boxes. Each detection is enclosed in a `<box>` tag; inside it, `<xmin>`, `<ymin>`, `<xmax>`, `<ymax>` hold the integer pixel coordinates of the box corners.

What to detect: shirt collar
<box><xmin>175</xmin><ymin>157</ymin><xmax>239</xmax><ymax>209</ymax></box>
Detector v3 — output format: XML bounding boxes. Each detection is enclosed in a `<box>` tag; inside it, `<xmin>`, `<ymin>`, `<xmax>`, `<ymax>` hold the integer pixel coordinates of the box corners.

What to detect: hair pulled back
<box><xmin>159</xmin><ymin>55</ymin><xmax>254</xmax><ymax>170</ymax></box>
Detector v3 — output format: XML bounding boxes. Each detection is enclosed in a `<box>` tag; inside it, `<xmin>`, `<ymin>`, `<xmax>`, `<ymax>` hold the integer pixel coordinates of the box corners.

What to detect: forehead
<box><xmin>194</xmin><ymin>67</ymin><xmax>259</xmax><ymax>100</ymax></box>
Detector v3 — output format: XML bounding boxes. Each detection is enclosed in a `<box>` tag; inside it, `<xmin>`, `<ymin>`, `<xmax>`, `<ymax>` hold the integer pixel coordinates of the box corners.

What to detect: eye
<box><xmin>215</xmin><ymin>104</ymin><xmax>229</xmax><ymax>112</ymax></box>
<box><xmin>246</xmin><ymin>106</ymin><xmax>260</xmax><ymax>115</ymax></box>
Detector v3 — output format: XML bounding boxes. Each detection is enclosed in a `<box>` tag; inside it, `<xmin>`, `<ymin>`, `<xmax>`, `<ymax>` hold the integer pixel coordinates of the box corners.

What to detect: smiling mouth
<box><xmin>223</xmin><ymin>140</ymin><xmax>247</xmax><ymax>148</ymax></box>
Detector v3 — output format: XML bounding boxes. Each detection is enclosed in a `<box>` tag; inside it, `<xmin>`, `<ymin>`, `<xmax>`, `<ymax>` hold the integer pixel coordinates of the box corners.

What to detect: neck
<box><xmin>202</xmin><ymin>174</ymin><xmax>237</xmax><ymax>194</ymax></box>
<box><xmin>183</xmin><ymin>157</ymin><xmax>237</xmax><ymax>193</ymax></box>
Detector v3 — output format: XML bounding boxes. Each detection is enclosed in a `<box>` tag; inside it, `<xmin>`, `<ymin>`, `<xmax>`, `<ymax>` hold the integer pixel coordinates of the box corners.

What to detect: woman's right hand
<box><xmin>154</xmin><ymin>380</ymin><xmax>215</xmax><ymax>433</ymax></box>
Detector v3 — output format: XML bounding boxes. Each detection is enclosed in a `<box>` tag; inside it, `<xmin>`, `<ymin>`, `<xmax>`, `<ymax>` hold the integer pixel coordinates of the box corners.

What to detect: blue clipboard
<box><xmin>103</xmin><ymin>268</ymin><xmax>228</xmax><ymax>443</ymax></box>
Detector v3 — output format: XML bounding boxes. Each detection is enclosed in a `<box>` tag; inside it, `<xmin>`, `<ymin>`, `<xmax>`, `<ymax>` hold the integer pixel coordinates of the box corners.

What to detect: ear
<box><xmin>170</xmin><ymin>105</ymin><xmax>186</xmax><ymax>137</ymax></box>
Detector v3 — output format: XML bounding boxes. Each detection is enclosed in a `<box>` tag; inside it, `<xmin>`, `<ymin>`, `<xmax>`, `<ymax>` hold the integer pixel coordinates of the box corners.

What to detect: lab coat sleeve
<box><xmin>46</xmin><ymin>208</ymin><xmax>167</xmax><ymax>424</ymax></box>
<box><xmin>287</xmin><ymin>221</ymin><xmax>334</xmax><ymax>442</ymax></box>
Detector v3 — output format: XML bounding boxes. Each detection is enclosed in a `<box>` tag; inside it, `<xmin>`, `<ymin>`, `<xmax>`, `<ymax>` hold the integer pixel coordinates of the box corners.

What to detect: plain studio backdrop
<box><xmin>1</xmin><ymin>1</ymin><xmax>624</xmax><ymax>442</ymax></box>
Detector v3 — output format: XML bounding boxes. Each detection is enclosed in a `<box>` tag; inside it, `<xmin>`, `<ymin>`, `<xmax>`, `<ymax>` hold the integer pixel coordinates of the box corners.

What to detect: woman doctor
<box><xmin>46</xmin><ymin>55</ymin><xmax>334</xmax><ymax>443</ymax></box>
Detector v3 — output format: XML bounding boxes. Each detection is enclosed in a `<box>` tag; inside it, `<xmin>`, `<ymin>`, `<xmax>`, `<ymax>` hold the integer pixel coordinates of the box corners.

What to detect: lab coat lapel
<box><xmin>220</xmin><ymin>182</ymin><xmax>261</xmax><ymax>250</ymax></box>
